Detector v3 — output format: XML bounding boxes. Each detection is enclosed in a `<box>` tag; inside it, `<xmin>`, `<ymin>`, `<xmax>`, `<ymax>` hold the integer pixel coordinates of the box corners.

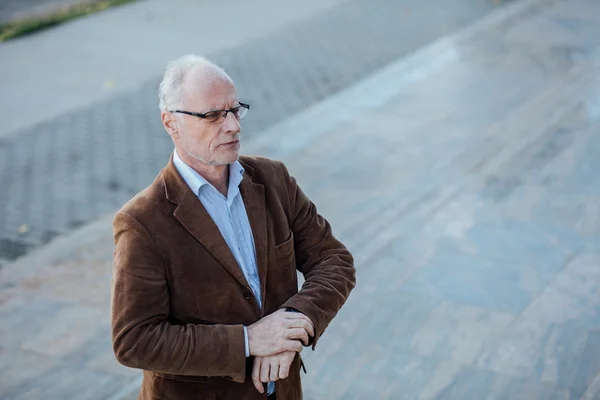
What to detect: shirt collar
<box><xmin>173</xmin><ymin>149</ymin><xmax>245</xmax><ymax>198</ymax></box>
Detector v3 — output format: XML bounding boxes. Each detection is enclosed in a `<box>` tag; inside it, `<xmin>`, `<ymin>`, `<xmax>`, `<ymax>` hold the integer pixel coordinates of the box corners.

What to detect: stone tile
<box><xmin>304</xmin><ymin>293</ymin><xmax>514</xmax><ymax>396</ymax></box>
<box><xmin>529</xmin><ymin>191</ymin><xmax>600</xmax><ymax>239</ymax></box>
<box><xmin>428</xmin><ymin>192</ymin><xmax>580</xmax><ymax>265</ymax></box>
<box><xmin>409</xmin><ymin>302</ymin><xmax>515</xmax><ymax>365</ymax></box>
<box><xmin>400</xmin><ymin>240</ymin><xmax>563</xmax><ymax>313</ymax></box>
<box><xmin>0</xmin><ymin>348</ymin><xmax>59</xmax><ymax>394</ymax></box>
<box><xmin>417</xmin><ymin>360</ymin><xmax>467</xmax><ymax>400</ymax></box>
<box><xmin>302</xmin><ymin>292</ymin><xmax>441</xmax><ymax>396</ymax></box>
<box><xmin>547</xmin><ymin>0</ymin><xmax>600</xmax><ymax>23</ymax></box>
<box><xmin>523</xmin><ymin>253</ymin><xmax>600</xmax><ymax>329</ymax></box>
<box><xmin>19</xmin><ymin>253</ymin><xmax>113</xmax><ymax>307</ymax></box>
<box><xmin>0</xmin><ymin>295</ymin><xmax>70</xmax><ymax>350</ymax></box>
<box><xmin>477</xmin><ymin>317</ymin><xmax>600</xmax><ymax>396</ymax></box>
<box><xmin>435</xmin><ymin>367</ymin><xmax>578</xmax><ymax>400</ymax></box>
<box><xmin>581</xmin><ymin>372</ymin><xmax>600</xmax><ymax>400</ymax></box>
<box><xmin>0</xmin><ymin>365</ymin><xmax>133</xmax><ymax>400</ymax></box>
<box><xmin>462</xmin><ymin>216</ymin><xmax>577</xmax><ymax>268</ymax></box>
<box><xmin>62</xmin><ymin>329</ymin><xmax>138</xmax><ymax>378</ymax></box>
<box><xmin>357</xmin><ymin>231</ymin><xmax>438</xmax><ymax>294</ymax></box>
<box><xmin>20</xmin><ymin>302</ymin><xmax>106</xmax><ymax>358</ymax></box>
<box><xmin>333</xmin><ymin>351</ymin><xmax>463</xmax><ymax>400</ymax></box>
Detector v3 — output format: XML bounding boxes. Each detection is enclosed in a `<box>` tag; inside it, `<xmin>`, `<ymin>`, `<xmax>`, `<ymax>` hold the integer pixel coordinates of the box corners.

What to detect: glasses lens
<box><xmin>204</xmin><ymin>111</ymin><xmax>223</xmax><ymax>122</ymax></box>
<box><xmin>237</xmin><ymin>106</ymin><xmax>248</xmax><ymax>119</ymax></box>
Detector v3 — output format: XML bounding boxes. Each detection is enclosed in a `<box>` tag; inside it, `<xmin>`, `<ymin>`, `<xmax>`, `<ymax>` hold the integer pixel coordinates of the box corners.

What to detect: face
<box><xmin>162</xmin><ymin>68</ymin><xmax>242</xmax><ymax>167</ymax></box>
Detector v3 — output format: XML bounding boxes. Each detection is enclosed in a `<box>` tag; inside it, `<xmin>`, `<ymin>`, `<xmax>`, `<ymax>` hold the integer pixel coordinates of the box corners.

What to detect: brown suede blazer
<box><xmin>111</xmin><ymin>155</ymin><xmax>356</xmax><ymax>400</ymax></box>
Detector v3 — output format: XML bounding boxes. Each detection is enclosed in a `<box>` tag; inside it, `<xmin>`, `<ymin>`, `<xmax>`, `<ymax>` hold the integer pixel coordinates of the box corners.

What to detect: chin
<box><xmin>228</xmin><ymin>149</ymin><xmax>241</xmax><ymax>161</ymax></box>
<box><xmin>217</xmin><ymin>152</ymin><xmax>239</xmax><ymax>165</ymax></box>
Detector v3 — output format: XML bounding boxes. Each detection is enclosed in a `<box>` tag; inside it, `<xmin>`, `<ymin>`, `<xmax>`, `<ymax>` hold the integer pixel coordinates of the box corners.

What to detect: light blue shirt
<box><xmin>173</xmin><ymin>150</ymin><xmax>275</xmax><ymax>395</ymax></box>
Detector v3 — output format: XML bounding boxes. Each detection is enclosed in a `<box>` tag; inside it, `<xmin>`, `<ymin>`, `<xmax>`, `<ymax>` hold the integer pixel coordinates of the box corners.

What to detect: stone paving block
<box><xmin>334</xmin><ymin>351</ymin><xmax>464</xmax><ymax>400</ymax></box>
<box><xmin>522</xmin><ymin>253</ymin><xmax>600</xmax><ymax>329</ymax></box>
<box><xmin>533</xmin><ymin>120</ymin><xmax>600</xmax><ymax>198</ymax></box>
<box><xmin>62</xmin><ymin>329</ymin><xmax>138</xmax><ymax>379</ymax></box>
<box><xmin>409</xmin><ymin>301</ymin><xmax>515</xmax><ymax>365</ymax></box>
<box><xmin>1</xmin><ymin>364</ymin><xmax>133</xmax><ymax>400</ymax></box>
<box><xmin>358</xmin><ymin>236</ymin><xmax>437</xmax><ymax>295</ymax></box>
<box><xmin>0</xmin><ymin>296</ymin><xmax>70</xmax><ymax>350</ymax></box>
<box><xmin>429</xmin><ymin>192</ymin><xmax>582</xmax><ymax>264</ymax></box>
<box><xmin>0</xmin><ymin>348</ymin><xmax>59</xmax><ymax>396</ymax></box>
<box><xmin>400</xmin><ymin>233</ymin><xmax>569</xmax><ymax>313</ymax></box>
<box><xmin>435</xmin><ymin>367</ymin><xmax>578</xmax><ymax>400</ymax></box>
<box><xmin>581</xmin><ymin>372</ymin><xmax>600</xmax><ymax>400</ymax></box>
<box><xmin>20</xmin><ymin>301</ymin><xmax>106</xmax><ymax>358</ymax></box>
<box><xmin>476</xmin><ymin>317</ymin><xmax>600</xmax><ymax>396</ymax></box>
<box><xmin>509</xmin><ymin>0</ymin><xmax>600</xmax><ymax>51</ymax></box>
<box><xmin>18</xmin><ymin>244</ymin><xmax>113</xmax><ymax>307</ymax></box>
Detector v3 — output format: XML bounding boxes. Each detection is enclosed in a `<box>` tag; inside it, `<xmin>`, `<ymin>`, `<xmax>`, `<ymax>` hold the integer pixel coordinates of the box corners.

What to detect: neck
<box><xmin>178</xmin><ymin>150</ymin><xmax>229</xmax><ymax>196</ymax></box>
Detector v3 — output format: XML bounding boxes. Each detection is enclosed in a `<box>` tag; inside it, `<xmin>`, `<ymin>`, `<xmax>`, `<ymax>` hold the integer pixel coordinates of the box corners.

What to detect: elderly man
<box><xmin>111</xmin><ymin>54</ymin><xmax>356</xmax><ymax>400</ymax></box>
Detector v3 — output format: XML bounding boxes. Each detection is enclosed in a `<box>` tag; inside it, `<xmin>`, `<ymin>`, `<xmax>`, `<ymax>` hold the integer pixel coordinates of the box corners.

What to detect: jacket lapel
<box><xmin>239</xmin><ymin>170</ymin><xmax>269</xmax><ymax>313</ymax></box>
<box><xmin>163</xmin><ymin>155</ymin><xmax>253</xmax><ymax>293</ymax></box>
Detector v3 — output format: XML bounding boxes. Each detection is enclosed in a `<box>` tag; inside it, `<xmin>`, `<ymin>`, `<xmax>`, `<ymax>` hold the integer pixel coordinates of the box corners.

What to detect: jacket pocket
<box><xmin>274</xmin><ymin>230</ymin><xmax>294</xmax><ymax>258</ymax></box>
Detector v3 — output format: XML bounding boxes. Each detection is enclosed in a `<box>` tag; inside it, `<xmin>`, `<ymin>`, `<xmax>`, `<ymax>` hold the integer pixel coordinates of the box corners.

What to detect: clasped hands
<box><xmin>247</xmin><ymin>309</ymin><xmax>314</xmax><ymax>393</ymax></box>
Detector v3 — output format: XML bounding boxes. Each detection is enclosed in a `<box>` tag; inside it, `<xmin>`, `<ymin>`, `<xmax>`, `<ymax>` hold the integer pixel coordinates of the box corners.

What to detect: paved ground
<box><xmin>0</xmin><ymin>0</ymin><xmax>509</xmax><ymax>264</ymax></box>
<box><xmin>1</xmin><ymin>0</ymin><xmax>600</xmax><ymax>398</ymax></box>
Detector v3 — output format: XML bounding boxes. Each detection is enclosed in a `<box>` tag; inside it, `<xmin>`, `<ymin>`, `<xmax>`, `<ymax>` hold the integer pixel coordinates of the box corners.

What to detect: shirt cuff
<box><xmin>243</xmin><ymin>326</ymin><xmax>250</xmax><ymax>357</ymax></box>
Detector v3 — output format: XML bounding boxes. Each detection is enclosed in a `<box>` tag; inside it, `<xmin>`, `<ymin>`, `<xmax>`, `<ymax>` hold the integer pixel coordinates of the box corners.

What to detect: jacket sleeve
<box><xmin>111</xmin><ymin>211</ymin><xmax>247</xmax><ymax>383</ymax></box>
<box><xmin>277</xmin><ymin>162</ymin><xmax>357</xmax><ymax>349</ymax></box>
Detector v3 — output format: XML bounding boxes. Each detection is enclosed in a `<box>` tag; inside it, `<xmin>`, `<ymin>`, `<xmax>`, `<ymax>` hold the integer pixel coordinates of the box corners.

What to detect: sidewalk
<box><xmin>2</xmin><ymin>0</ymin><xmax>600</xmax><ymax>398</ymax></box>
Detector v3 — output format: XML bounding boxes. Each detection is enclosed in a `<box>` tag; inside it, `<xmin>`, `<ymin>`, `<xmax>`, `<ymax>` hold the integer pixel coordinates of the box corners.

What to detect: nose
<box><xmin>223</xmin><ymin>111</ymin><xmax>241</xmax><ymax>134</ymax></box>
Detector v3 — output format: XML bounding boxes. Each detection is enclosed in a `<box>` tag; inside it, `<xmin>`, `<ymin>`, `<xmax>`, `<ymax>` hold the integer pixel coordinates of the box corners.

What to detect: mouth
<box><xmin>221</xmin><ymin>140</ymin><xmax>239</xmax><ymax>147</ymax></box>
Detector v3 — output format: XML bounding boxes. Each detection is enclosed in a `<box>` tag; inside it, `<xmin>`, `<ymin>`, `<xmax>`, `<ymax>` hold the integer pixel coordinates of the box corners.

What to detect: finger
<box><xmin>252</xmin><ymin>357</ymin><xmax>264</xmax><ymax>393</ymax></box>
<box><xmin>260</xmin><ymin>358</ymin><xmax>271</xmax><ymax>383</ymax></box>
<box><xmin>269</xmin><ymin>359</ymin><xmax>280</xmax><ymax>382</ymax></box>
<box><xmin>283</xmin><ymin>339</ymin><xmax>303</xmax><ymax>353</ymax></box>
<box><xmin>288</xmin><ymin>327</ymin><xmax>309</xmax><ymax>346</ymax></box>
<box><xmin>285</xmin><ymin>312</ymin><xmax>313</xmax><ymax>326</ymax></box>
<box><xmin>288</xmin><ymin>319</ymin><xmax>315</xmax><ymax>337</ymax></box>
<box><xmin>278</xmin><ymin>353</ymin><xmax>294</xmax><ymax>379</ymax></box>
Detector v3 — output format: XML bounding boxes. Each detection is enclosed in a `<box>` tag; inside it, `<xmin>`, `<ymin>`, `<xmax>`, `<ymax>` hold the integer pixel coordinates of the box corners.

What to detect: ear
<box><xmin>161</xmin><ymin>111</ymin><xmax>179</xmax><ymax>139</ymax></box>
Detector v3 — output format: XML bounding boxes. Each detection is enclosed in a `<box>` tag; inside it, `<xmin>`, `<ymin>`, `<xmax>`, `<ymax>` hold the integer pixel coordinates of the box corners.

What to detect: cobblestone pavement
<box><xmin>0</xmin><ymin>0</ymin><xmax>509</xmax><ymax>264</ymax></box>
<box><xmin>1</xmin><ymin>0</ymin><xmax>600</xmax><ymax>398</ymax></box>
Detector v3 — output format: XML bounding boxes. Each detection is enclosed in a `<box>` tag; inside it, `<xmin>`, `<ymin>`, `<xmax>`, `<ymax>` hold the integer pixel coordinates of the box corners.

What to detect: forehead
<box><xmin>181</xmin><ymin>67</ymin><xmax>238</xmax><ymax>109</ymax></box>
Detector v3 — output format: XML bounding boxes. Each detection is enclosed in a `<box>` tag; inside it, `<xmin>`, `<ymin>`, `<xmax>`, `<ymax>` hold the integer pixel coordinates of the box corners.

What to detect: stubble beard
<box><xmin>180</xmin><ymin>138</ymin><xmax>239</xmax><ymax>166</ymax></box>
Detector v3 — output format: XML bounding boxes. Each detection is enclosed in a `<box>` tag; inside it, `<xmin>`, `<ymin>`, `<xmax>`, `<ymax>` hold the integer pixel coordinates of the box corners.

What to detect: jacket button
<box><xmin>243</xmin><ymin>291</ymin><xmax>252</xmax><ymax>300</ymax></box>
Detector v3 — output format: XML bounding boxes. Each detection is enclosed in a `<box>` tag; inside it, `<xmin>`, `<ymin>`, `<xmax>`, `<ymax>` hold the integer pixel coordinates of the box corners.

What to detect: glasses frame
<box><xmin>170</xmin><ymin>102</ymin><xmax>250</xmax><ymax>121</ymax></box>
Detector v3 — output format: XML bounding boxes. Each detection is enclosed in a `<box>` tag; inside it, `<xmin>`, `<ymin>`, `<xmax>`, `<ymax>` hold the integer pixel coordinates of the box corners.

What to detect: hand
<box><xmin>247</xmin><ymin>309</ymin><xmax>314</xmax><ymax>357</ymax></box>
<box><xmin>252</xmin><ymin>351</ymin><xmax>296</xmax><ymax>393</ymax></box>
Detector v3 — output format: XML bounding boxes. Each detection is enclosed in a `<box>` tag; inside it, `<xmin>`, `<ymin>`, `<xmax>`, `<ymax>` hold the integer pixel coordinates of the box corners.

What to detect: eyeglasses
<box><xmin>170</xmin><ymin>102</ymin><xmax>250</xmax><ymax>123</ymax></box>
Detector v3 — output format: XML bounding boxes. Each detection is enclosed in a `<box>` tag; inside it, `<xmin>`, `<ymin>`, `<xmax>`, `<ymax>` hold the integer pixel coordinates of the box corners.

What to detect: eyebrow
<box><xmin>204</xmin><ymin>103</ymin><xmax>242</xmax><ymax>113</ymax></box>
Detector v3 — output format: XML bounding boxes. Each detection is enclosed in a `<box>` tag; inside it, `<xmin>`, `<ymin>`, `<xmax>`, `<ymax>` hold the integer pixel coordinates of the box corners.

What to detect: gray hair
<box><xmin>158</xmin><ymin>54</ymin><xmax>228</xmax><ymax>111</ymax></box>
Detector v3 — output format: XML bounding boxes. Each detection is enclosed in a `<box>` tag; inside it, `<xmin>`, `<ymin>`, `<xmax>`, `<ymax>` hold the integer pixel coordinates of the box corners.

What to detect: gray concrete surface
<box><xmin>0</xmin><ymin>0</ymin><xmax>511</xmax><ymax>263</ymax></box>
<box><xmin>2</xmin><ymin>0</ymin><xmax>600</xmax><ymax>398</ymax></box>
